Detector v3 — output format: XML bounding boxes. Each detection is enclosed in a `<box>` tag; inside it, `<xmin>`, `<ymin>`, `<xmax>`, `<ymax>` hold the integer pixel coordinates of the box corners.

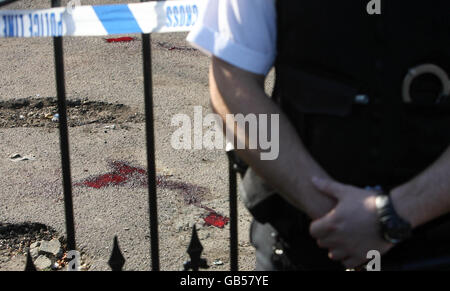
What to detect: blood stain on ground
<box><xmin>78</xmin><ymin>173</ymin><xmax>127</xmax><ymax>189</ymax></box>
<box><xmin>203</xmin><ymin>213</ymin><xmax>230</xmax><ymax>228</ymax></box>
<box><xmin>74</xmin><ymin>161</ymin><xmax>229</xmax><ymax>228</ymax></box>
<box><xmin>105</xmin><ymin>37</ymin><xmax>136</xmax><ymax>43</ymax></box>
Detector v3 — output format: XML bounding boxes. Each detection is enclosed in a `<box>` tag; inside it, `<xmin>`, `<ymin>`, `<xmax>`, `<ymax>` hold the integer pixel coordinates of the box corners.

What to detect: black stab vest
<box><xmin>274</xmin><ymin>0</ymin><xmax>450</xmax><ymax>189</ymax></box>
<box><xmin>272</xmin><ymin>0</ymin><xmax>450</xmax><ymax>260</ymax></box>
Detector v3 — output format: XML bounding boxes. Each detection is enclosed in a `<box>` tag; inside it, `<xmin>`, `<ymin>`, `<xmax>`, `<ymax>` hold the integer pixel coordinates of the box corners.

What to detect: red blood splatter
<box><xmin>75</xmin><ymin>161</ymin><xmax>228</xmax><ymax>229</ymax></box>
<box><xmin>81</xmin><ymin>173</ymin><xmax>127</xmax><ymax>189</ymax></box>
<box><xmin>203</xmin><ymin>212</ymin><xmax>229</xmax><ymax>228</ymax></box>
<box><xmin>75</xmin><ymin>161</ymin><xmax>208</xmax><ymax>203</ymax></box>
<box><xmin>105</xmin><ymin>37</ymin><xmax>135</xmax><ymax>43</ymax></box>
<box><xmin>111</xmin><ymin>161</ymin><xmax>146</xmax><ymax>176</ymax></box>
<box><xmin>75</xmin><ymin>161</ymin><xmax>145</xmax><ymax>189</ymax></box>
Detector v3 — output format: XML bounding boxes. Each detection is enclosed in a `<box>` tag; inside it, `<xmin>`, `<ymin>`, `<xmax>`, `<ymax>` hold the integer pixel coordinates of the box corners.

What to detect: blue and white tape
<box><xmin>0</xmin><ymin>0</ymin><xmax>206</xmax><ymax>38</ymax></box>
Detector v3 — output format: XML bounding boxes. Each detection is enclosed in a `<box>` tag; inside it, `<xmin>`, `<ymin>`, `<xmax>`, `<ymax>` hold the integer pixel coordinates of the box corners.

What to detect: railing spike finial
<box><xmin>24</xmin><ymin>250</ymin><xmax>37</xmax><ymax>271</ymax></box>
<box><xmin>108</xmin><ymin>236</ymin><xmax>126</xmax><ymax>271</ymax></box>
<box><xmin>183</xmin><ymin>224</ymin><xmax>209</xmax><ymax>271</ymax></box>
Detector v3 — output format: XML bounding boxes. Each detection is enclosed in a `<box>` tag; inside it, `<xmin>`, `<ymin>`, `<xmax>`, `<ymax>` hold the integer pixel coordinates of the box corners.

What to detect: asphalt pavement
<box><xmin>0</xmin><ymin>0</ymin><xmax>279</xmax><ymax>270</ymax></box>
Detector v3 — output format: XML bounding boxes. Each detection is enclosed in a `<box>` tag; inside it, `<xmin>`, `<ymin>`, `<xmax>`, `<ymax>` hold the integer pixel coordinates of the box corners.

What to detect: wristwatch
<box><xmin>375</xmin><ymin>194</ymin><xmax>412</xmax><ymax>244</ymax></box>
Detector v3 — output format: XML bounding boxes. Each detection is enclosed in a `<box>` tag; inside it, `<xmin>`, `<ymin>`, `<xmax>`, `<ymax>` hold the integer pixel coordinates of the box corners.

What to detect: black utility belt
<box><xmin>354</xmin><ymin>63</ymin><xmax>450</xmax><ymax>107</ymax></box>
<box><xmin>278</xmin><ymin>63</ymin><xmax>450</xmax><ymax>120</ymax></box>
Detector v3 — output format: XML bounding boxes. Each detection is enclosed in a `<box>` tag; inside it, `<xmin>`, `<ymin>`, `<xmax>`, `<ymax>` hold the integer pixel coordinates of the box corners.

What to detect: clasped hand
<box><xmin>309</xmin><ymin>177</ymin><xmax>393</xmax><ymax>268</ymax></box>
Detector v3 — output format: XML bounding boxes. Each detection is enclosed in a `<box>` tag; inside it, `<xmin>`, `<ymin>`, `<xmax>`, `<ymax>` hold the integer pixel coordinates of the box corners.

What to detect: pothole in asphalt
<box><xmin>0</xmin><ymin>222</ymin><xmax>90</xmax><ymax>271</ymax></box>
<box><xmin>156</xmin><ymin>41</ymin><xmax>198</xmax><ymax>52</ymax></box>
<box><xmin>0</xmin><ymin>97</ymin><xmax>145</xmax><ymax>128</ymax></box>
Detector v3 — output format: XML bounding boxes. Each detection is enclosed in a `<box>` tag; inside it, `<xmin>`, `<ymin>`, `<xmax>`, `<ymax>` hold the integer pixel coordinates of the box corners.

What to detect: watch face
<box><xmin>385</xmin><ymin>219</ymin><xmax>411</xmax><ymax>241</ymax></box>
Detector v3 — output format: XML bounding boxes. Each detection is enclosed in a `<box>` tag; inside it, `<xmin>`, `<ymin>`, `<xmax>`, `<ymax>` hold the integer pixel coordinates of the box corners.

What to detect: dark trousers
<box><xmin>249</xmin><ymin>195</ymin><xmax>344</xmax><ymax>271</ymax></box>
<box><xmin>249</xmin><ymin>196</ymin><xmax>450</xmax><ymax>271</ymax></box>
<box><xmin>250</xmin><ymin>219</ymin><xmax>344</xmax><ymax>270</ymax></box>
<box><xmin>243</xmin><ymin>167</ymin><xmax>450</xmax><ymax>271</ymax></box>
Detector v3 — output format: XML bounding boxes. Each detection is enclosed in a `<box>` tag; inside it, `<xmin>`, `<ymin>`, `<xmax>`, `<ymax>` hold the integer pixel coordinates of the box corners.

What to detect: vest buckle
<box><xmin>402</xmin><ymin>64</ymin><xmax>450</xmax><ymax>104</ymax></box>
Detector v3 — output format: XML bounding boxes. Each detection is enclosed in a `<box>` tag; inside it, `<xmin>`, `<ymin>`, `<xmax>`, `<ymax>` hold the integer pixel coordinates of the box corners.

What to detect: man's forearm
<box><xmin>391</xmin><ymin>146</ymin><xmax>450</xmax><ymax>228</ymax></box>
<box><xmin>209</xmin><ymin>57</ymin><xmax>335</xmax><ymax>219</ymax></box>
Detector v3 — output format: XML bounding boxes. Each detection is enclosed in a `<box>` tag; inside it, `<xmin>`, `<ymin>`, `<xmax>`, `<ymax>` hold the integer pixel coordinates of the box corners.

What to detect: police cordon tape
<box><xmin>0</xmin><ymin>0</ymin><xmax>206</xmax><ymax>38</ymax></box>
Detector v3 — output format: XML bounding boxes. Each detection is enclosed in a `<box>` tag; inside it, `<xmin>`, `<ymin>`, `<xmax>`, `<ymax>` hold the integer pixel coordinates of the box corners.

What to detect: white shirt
<box><xmin>186</xmin><ymin>0</ymin><xmax>277</xmax><ymax>76</ymax></box>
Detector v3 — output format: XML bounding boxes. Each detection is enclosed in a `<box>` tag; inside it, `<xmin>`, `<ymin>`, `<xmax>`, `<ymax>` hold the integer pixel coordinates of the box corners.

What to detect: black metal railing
<box><xmin>51</xmin><ymin>0</ymin><xmax>77</xmax><ymax>256</ymax></box>
<box><xmin>0</xmin><ymin>0</ymin><xmax>240</xmax><ymax>271</ymax></box>
<box><xmin>140</xmin><ymin>1</ymin><xmax>160</xmax><ymax>272</ymax></box>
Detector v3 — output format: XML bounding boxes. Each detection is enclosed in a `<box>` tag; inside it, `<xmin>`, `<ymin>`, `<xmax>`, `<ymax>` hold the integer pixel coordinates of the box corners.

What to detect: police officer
<box><xmin>187</xmin><ymin>0</ymin><xmax>450</xmax><ymax>270</ymax></box>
